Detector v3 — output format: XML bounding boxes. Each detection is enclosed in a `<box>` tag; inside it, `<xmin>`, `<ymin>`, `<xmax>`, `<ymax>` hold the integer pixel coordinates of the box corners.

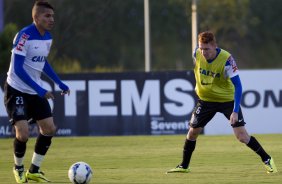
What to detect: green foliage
<box><xmin>150</xmin><ymin>0</ymin><xmax>192</xmax><ymax>70</ymax></box>
<box><xmin>0</xmin><ymin>23</ymin><xmax>18</xmax><ymax>73</ymax></box>
<box><xmin>198</xmin><ymin>0</ymin><xmax>249</xmax><ymax>36</ymax></box>
<box><xmin>49</xmin><ymin>56</ymin><xmax>82</xmax><ymax>73</ymax></box>
<box><xmin>0</xmin><ymin>134</ymin><xmax>281</xmax><ymax>183</ymax></box>
<box><xmin>2</xmin><ymin>0</ymin><xmax>282</xmax><ymax>73</ymax></box>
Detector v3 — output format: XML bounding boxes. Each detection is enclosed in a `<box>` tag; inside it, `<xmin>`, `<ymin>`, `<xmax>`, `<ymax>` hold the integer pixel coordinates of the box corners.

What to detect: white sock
<box><xmin>31</xmin><ymin>152</ymin><xmax>44</xmax><ymax>167</ymax></box>
<box><xmin>14</xmin><ymin>155</ymin><xmax>24</xmax><ymax>167</ymax></box>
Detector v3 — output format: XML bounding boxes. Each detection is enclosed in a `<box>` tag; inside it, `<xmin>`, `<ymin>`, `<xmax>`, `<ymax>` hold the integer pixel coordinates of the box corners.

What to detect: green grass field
<box><xmin>0</xmin><ymin>134</ymin><xmax>281</xmax><ymax>184</ymax></box>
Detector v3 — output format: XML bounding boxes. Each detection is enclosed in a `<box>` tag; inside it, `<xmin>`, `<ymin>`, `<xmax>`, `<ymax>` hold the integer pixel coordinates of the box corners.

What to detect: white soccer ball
<box><xmin>68</xmin><ymin>161</ymin><xmax>93</xmax><ymax>184</ymax></box>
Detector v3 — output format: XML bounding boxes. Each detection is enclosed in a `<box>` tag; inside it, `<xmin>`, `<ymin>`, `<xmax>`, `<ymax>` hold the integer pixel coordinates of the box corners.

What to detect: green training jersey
<box><xmin>194</xmin><ymin>48</ymin><xmax>234</xmax><ymax>102</ymax></box>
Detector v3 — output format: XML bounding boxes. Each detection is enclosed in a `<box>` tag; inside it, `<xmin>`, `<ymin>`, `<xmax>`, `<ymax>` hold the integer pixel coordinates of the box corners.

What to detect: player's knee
<box><xmin>41</xmin><ymin>125</ymin><xmax>57</xmax><ymax>136</ymax></box>
<box><xmin>187</xmin><ymin>128</ymin><xmax>200</xmax><ymax>140</ymax></box>
<box><xmin>16</xmin><ymin>134</ymin><xmax>29</xmax><ymax>142</ymax></box>
<box><xmin>187</xmin><ymin>133</ymin><xmax>197</xmax><ymax>140</ymax></box>
<box><xmin>48</xmin><ymin>125</ymin><xmax>57</xmax><ymax>135</ymax></box>
<box><xmin>237</xmin><ymin>135</ymin><xmax>249</xmax><ymax>144</ymax></box>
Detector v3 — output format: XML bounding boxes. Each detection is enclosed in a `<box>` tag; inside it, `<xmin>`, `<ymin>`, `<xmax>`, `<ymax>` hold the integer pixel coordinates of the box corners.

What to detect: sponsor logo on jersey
<box><xmin>199</xmin><ymin>68</ymin><xmax>220</xmax><ymax>78</ymax></box>
<box><xmin>200</xmin><ymin>80</ymin><xmax>213</xmax><ymax>85</ymax></box>
<box><xmin>227</xmin><ymin>56</ymin><xmax>238</xmax><ymax>73</ymax></box>
<box><xmin>16</xmin><ymin>33</ymin><xmax>29</xmax><ymax>51</ymax></box>
<box><xmin>32</xmin><ymin>56</ymin><xmax>48</xmax><ymax>62</ymax></box>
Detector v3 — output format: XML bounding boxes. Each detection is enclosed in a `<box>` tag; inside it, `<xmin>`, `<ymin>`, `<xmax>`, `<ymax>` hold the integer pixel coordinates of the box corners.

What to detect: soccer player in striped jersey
<box><xmin>4</xmin><ymin>1</ymin><xmax>70</xmax><ymax>183</ymax></box>
<box><xmin>167</xmin><ymin>31</ymin><xmax>277</xmax><ymax>174</ymax></box>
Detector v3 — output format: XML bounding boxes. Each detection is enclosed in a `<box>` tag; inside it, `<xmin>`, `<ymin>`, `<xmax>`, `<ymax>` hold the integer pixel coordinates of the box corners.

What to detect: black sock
<box><xmin>29</xmin><ymin>164</ymin><xmax>40</xmax><ymax>173</ymax></box>
<box><xmin>180</xmin><ymin>139</ymin><xmax>196</xmax><ymax>169</ymax></box>
<box><xmin>34</xmin><ymin>133</ymin><xmax>52</xmax><ymax>155</ymax></box>
<box><xmin>29</xmin><ymin>134</ymin><xmax>53</xmax><ymax>173</ymax></box>
<box><xmin>15</xmin><ymin>165</ymin><xmax>24</xmax><ymax>170</ymax></box>
<box><xmin>246</xmin><ymin>136</ymin><xmax>270</xmax><ymax>162</ymax></box>
<box><xmin>14</xmin><ymin>138</ymin><xmax>27</xmax><ymax>158</ymax></box>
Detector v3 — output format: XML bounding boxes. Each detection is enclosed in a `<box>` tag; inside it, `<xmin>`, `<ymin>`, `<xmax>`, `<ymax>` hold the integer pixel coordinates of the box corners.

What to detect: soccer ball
<box><xmin>68</xmin><ymin>161</ymin><xmax>93</xmax><ymax>184</ymax></box>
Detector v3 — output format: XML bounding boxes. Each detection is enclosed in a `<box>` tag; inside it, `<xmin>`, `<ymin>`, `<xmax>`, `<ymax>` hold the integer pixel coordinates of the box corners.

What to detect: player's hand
<box><xmin>59</xmin><ymin>83</ymin><xmax>70</xmax><ymax>96</ymax></box>
<box><xmin>230</xmin><ymin>112</ymin><xmax>238</xmax><ymax>125</ymax></box>
<box><xmin>61</xmin><ymin>89</ymin><xmax>70</xmax><ymax>96</ymax></box>
<box><xmin>44</xmin><ymin>91</ymin><xmax>55</xmax><ymax>99</ymax></box>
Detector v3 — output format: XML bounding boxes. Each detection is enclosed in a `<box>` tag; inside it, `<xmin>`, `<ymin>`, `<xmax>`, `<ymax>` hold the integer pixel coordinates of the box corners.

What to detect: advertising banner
<box><xmin>1</xmin><ymin>70</ymin><xmax>281</xmax><ymax>138</ymax></box>
<box><xmin>0</xmin><ymin>71</ymin><xmax>196</xmax><ymax>137</ymax></box>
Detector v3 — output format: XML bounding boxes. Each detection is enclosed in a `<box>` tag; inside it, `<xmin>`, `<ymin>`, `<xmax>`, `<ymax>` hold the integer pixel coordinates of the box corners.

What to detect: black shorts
<box><xmin>189</xmin><ymin>99</ymin><xmax>246</xmax><ymax>128</ymax></box>
<box><xmin>4</xmin><ymin>82</ymin><xmax>52</xmax><ymax>125</ymax></box>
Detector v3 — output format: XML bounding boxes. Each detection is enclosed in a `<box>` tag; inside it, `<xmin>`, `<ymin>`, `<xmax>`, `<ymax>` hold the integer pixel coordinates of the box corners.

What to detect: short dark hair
<box><xmin>198</xmin><ymin>31</ymin><xmax>216</xmax><ymax>45</ymax></box>
<box><xmin>32</xmin><ymin>1</ymin><xmax>54</xmax><ymax>19</ymax></box>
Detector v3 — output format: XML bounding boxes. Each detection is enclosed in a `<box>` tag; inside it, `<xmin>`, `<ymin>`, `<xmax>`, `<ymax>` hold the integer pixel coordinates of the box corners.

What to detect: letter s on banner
<box><xmin>164</xmin><ymin>79</ymin><xmax>194</xmax><ymax>116</ymax></box>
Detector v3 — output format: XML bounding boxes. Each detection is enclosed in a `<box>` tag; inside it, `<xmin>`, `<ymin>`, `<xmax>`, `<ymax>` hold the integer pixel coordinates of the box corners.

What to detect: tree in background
<box><xmin>0</xmin><ymin>23</ymin><xmax>18</xmax><ymax>74</ymax></box>
<box><xmin>2</xmin><ymin>0</ymin><xmax>282</xmax><ymax>73</ymax></box>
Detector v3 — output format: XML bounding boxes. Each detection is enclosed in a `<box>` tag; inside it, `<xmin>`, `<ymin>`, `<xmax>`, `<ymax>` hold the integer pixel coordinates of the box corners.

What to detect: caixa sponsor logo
<box><xmin>32</xmin><ymin>56</ymin><xmax>48</xmax><ymax>62</ymax></box>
